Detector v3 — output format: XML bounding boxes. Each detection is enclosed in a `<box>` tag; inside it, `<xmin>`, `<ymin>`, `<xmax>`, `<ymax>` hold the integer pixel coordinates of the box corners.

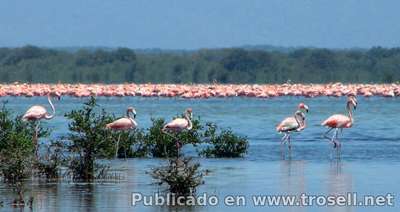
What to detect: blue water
<box><xmin>0</xmin><ymin>96</ymin><xmax>399</xmax><ymax>211</ymax></box>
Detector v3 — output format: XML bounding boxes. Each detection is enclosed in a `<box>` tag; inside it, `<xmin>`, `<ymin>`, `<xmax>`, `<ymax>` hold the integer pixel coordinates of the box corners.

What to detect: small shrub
<box><xmin>150</xmin><ymin>157</ymin><xmax>204</xmax><ymax>196</ymax></box>
<box><xmin>200</xmin><ymin>123</ymin><xmax>249</xmax><ymax>158</ymax></box>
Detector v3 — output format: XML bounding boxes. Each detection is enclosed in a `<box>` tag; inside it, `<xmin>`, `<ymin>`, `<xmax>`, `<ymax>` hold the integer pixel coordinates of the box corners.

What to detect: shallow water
<box><xmin>0</xmin><ymin>96</ymin><xmax>399</xmax><ymax>211</ymax></box>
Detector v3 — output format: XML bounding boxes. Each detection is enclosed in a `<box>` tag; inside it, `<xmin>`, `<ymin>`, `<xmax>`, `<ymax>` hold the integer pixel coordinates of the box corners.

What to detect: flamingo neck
<box><xmin>294</xmin><ymin>111</ymin><xmax>304</xmax><ymax>128</ymax></box>
<box><xmin>185</xmin><ymin>114</ymin><xmax>193</xmax><ymax>130</ymax></box>
<box><xmin>126</xmin><ymin>110</ymin><xmax>137</xmax><ymax>127</ymax></box>
<box><xmin>45</xmin><ymin>95</ymin><xmax>55</xmax><ymax>119</ymax></box>
<box><xmin>347</xmin><ymin>103</ymin><xmax>353</xmax><ymax>123</ymax></box>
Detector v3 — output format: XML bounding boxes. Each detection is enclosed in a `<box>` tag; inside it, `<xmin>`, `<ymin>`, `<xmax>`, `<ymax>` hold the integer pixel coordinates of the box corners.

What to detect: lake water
<box><xmin>0</xmin><ymin>96</ymin><xmax>399</xmax><ymax>212</ymax></box>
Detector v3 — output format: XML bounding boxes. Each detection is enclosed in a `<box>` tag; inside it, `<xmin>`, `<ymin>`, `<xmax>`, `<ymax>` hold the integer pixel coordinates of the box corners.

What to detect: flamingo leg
<box><xmin>34</xmin><ymin>121</ymin><xmax>40</xmax><ymax>160</ymax></box>
<box><xmin>335</xmin><ymin>128</ymin><xmax>342</xmax><ymax>148</ymax></box>
<box><xmin>331</xmin><ymin>128</ymin><xmax>340</xmax><ymax>149</ymax></box>
<box><xmin>115</xmin><ymin>133</ymin><xmax>121</xmax><ymax>158</ymax></box>
<box><xmin>287</xmin><ymin>134</ymin><xmax>292</xmax><ymax>150</ymax></box>
<box><xmin>164</xmin><ymin>143</ymin><xmax>168</xmax><ymax>158</ymax></box>
<box><xmin>323</xmin><ymin>128</ymin><xmax>333</xmax><ymax>140</ymax></box>
<box><xmin>176</xmin><ymin>140</ymin><xmax>182</xmax><ymax>157</ymax></box>
<box><xmin>162</xmin><ymin>129</ymin><xmax>181</xmax><ymax>158</ymax></box>
<box><xmin>323</xmin><ymin>128</ymin><xmax>338</xmax><ymax>148</ymax></box>
<box><xmin>177</xmin><ymin>142</ymin><xmax>180</xmax><ymax>157</ymax></box>
<box><xmin>280</xmin><ymin>133</ymin><xmax>289</xmax><ymax>145</ymax></box>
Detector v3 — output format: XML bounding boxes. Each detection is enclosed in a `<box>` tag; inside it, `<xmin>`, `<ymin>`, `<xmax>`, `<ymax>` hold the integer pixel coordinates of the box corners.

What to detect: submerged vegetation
<box><xmin>150</xmin><ymin>157</ymin><xmax>204</xmax><ymax>196</ymax></box>
<box><xmin>0</xmin><ymin>45</ymin><xmax>399</xmax><ymax>83</ymax></box>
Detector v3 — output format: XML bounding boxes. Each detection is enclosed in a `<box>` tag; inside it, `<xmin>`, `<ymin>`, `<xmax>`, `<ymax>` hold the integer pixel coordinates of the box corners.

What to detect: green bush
<box><xmin>199</xmin><ymin>123</ymin><xmax>249</xmax><ymax>158</ymax></box>
<box><xmin>112</xmin><ymin>129</ymin><xmax>149</xmax><ymax>158</ymax></box>
<box><xmin>0</xmin><ymin>108</ymin><xmax>34</xmax><ymax>183</ymax></box>
<box><xmin>150</xmin><ymin>157</ymin><xmax>204</xmax><ymax>196</ymax></box>
<box><xmin>144</xmin><ymin>117</ymin><xmax>202</xmax><ymax>158</ymax></box>
<box><xmin>108</xmin><ymin>115</ymin><xmax>248</xmax><ymax>159</ymax></box>
<box><xmin>64</xmin><ymin>97</ymin><xmax>115</xmax><ymax>181</ymax></box>
<box><xmin>0</xmin><ymin>104</ymin><xmax>41</xmax><ymax>207</ymax></box>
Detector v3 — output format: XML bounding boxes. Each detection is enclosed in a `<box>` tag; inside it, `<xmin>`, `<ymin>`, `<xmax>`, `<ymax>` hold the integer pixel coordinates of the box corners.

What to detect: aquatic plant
<box><xmin>199</xmin><ymin>123</ymin><xmax>249</xmax><ymax>158</ymax></box>
<box><xmin>64</xmin><ymin>97</ymin><xmax>115</xmax><ymax>181</ymax></box>
<box><xmin>144</xmin><ymin>117</ymin><xmax>202</xmax><ymax>158</ymax></box>
<box><xmin>150</xmin><ymin>157</ymin><xmax>204</xmax><ymax>196</ymax></box>
<box><xmin>35</xmin><ymin>140</ymin><xmax>66</xmax><ymax>179</ymax></box>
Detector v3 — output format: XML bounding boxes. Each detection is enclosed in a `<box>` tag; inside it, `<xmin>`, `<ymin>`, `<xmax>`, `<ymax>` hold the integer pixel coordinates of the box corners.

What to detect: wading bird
<box><xmin>106</xmin><ymin>107</ymin><xmax>138</xmax><ymax>158</ymax></box>
<box><xmin>276</xmin><ymin>103</ymin><xmax>309</xmax><ymax>149</ymax></box>
<box><xmin>162</xmin><ymin>108</ymin><xmax>193</xmax><ymax>156</ymax></box>
<box><xmin>322</xmin><ymin>95</ymin><xmax>357</xmax><ymax>148</ymax></box>
<box><xmin>22</xmin><ymin>92</ymin><xmax>61</xmax><ymax>159</ymax></box>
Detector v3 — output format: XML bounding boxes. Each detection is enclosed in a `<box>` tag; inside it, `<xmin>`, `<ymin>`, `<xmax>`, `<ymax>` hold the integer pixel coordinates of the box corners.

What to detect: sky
<box><xmin>0</xmin><ymin>0</ymin><xmax>399</xmax><ymax>49</ymax></box>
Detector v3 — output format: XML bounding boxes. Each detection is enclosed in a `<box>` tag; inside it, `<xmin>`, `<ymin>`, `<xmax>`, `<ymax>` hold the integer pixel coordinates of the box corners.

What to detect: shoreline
<box><xmin>0</xmin><ymin>83</ymin><xmax>399</xmax><ymax>98</ymax></box>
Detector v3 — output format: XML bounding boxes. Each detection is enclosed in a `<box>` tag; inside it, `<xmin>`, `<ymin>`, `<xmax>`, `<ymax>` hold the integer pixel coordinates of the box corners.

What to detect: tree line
<box><xmin>0</xmin><ymin>45</ymin><xmax>399</xmax><ymax>83</ymax></box>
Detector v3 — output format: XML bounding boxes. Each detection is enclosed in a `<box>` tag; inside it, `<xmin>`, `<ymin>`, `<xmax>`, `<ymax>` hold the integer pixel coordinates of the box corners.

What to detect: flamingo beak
<box><xmin>304</xmin><ymin>105</ymin><xmax>309</xmax><ymax>113</ymax></box>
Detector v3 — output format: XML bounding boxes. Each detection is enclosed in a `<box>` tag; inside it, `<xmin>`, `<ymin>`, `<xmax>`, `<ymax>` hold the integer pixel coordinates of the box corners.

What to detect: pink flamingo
<box><xmin>162</xmin><ymin>108</ymin><xmax>193</xmax><ymax>156</ymax></box>
<box><xmin>22</xmin><ymin>92</ymin><xmax>61</xmax><ymax>159</ymax></box>
<box><xmin>322</xmin><ymin>95</ymin><xmax>357</xmax><ymax>148</ymax></box>
<box><xmin>276</xmin><ymin>103</ymin><xmax>309</xmax><ymax>149</ymax></box>
<box><xmin>106</xmin><ymin>107</ymin><xmax>138</xmax><ymax>158</ymax></box>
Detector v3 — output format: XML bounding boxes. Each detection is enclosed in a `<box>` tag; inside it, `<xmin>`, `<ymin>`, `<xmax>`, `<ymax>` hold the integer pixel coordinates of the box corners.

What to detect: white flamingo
<box><xmin>106</xmin><ymin>107</ymin><xmax>138</xmax><ymax>158</ymax></box>
<box><xmin>162</xmin><ymin>108</ymin><xmax>193</xmax><ymax>156</ymax></box>
<box><xmin>22</xmin><ymin>92</ymin><xmax>61</xmax><ymax>159</ymax></box>
<box><xmin>276</xmin><ymin>103</ymin><xmax>309</xmax><ymax>149</ymax></box>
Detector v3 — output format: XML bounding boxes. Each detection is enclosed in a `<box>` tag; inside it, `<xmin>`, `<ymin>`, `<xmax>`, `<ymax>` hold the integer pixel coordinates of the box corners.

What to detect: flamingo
<box><xmin>321</xmin><ymin>95</ymin><xmax>357</xmax><ymax>148</ymax></box>
<box><xmin>106</xmin><ymin>107</ymin><xmax>138</xmax><ymax>158</ymax></box>
<box><xmin>22</xmin><ymin>92</ymin><xmax>61</xmax><ymax>159</ymax></box>
<box><xmin>276</xmin><ymin>103</ymin><xmax>309</xmax><ymax>149</ymax></box>
<box><xmin>162</xmin><ymin>108</ymin><xmax>193</xmax><ymax>156</ymax></box>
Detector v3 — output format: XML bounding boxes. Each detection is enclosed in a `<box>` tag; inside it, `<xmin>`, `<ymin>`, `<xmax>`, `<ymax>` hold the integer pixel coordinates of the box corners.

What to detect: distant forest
<box><xmin>0</xmin><ymin>45</ymin><xmax>399</xmax><ymax>83</ymax></box>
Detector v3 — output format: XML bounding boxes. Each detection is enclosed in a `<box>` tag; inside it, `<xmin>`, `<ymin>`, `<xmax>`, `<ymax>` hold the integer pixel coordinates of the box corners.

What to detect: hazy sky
<box><xmin>1</xmin><ymin>0</ymin><xmax>399</xmax><ymax>49</ymax></box>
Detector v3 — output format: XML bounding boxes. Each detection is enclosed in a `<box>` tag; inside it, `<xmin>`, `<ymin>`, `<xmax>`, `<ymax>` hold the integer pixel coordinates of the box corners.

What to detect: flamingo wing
<box><xmin>276</xmin><ymin>117</ymin><xmax>299</xmax><ymax>132</ymax></box>
<box><xmin>22</xmin><ymin>105</ymin><xmax>47</xmax><ymax>121</ymax></box>
<box><xmin>321</xmin><ymin>114</ymin><xmax>351</xmax><ymax>128</ymax></box>
<box><xmin>106</xmin><ymin>118</ymin><xmax>136</xmax><ymax>130</ymax></box>
<box><xmin>164</xmin><ymin>118</ymin><xmax>188</xmax><ymax>131</ymax></box>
